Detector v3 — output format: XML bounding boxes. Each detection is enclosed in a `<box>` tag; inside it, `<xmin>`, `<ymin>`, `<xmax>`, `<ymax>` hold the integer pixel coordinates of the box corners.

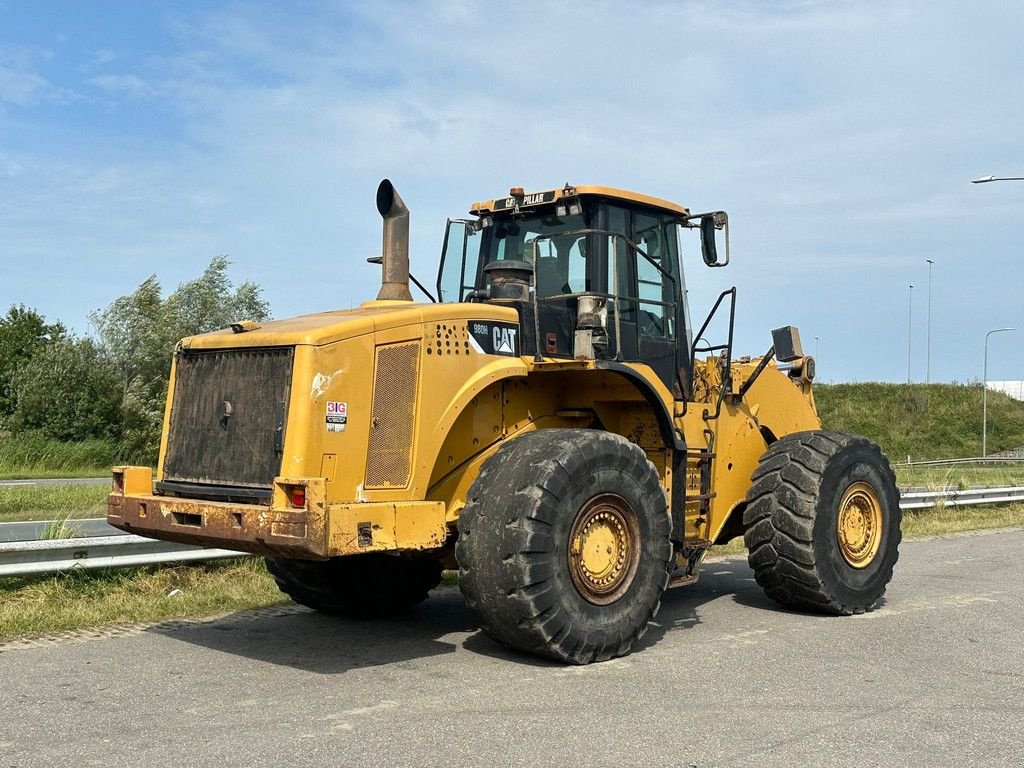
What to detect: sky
<box><xmin>1</xmin><ymin>0</ymin><xmax>1022</xmax><ymax>383</ymax></box>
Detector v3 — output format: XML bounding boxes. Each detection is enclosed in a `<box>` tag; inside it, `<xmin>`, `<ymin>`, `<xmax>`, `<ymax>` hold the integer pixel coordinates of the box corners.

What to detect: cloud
<box><xmin>1</xmin><ymin>1</ymin><xmax>1023</xmax><ymax>383</ymax></box>
<box><xmin>0</xmin><ymin>45</ymin><xmax>77</xmax><ymax>105</ymax></box>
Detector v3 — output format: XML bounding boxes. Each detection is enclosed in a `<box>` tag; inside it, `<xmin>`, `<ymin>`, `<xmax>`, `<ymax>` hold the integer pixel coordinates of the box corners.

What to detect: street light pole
<box><xmin>983</xmin><ymin>327</ymin><xmax>1015</xmax><ymax>457</ymax></box>
<box><xmin>814</xmin><ymin>335</ymin><xmax>819</xmax><ymax>359</ymax></box>
<box><xmin>907</xmin><ymin>284</ymin><xmax>914</xmax><ymax>384</ymax></box>
<box><xmin>926</xmin><ymin>259</ymin><xmax>934</xmax><ymax>384</ymax></box>
<box><xmin>971</xmin><ymin>175</ymin><xmax>1024</xmax><ymax>183</ymax></box>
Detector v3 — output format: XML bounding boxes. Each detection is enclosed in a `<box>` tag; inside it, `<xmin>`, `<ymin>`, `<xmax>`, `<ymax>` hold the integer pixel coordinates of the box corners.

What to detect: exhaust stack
<box><xmin>375</xmin><ymin>179</ymin><xmax>413</xmax><ymax>301</ymax></box>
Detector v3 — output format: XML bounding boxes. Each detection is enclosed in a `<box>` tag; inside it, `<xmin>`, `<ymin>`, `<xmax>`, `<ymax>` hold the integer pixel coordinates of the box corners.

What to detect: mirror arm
<box><xmin>410</xmin><ymin>273</ymin><xmax>437</xmax><ymax>303</ymax></box>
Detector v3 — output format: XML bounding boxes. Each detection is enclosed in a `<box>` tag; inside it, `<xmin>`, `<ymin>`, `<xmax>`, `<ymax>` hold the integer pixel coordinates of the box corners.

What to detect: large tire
<box><xmin>742</xmin><ymin>430</ymin><xmax>901</xmax><ymax>614</ymax></box>
<box><xmin>456</xmin><ymin>429</ymin><xmax>673</xmax><ymax>664</ymax></box>
<box><xmin>265</xmin><ymin>554</ymin><xmax>442</xmax><ymax>618</ymax></box>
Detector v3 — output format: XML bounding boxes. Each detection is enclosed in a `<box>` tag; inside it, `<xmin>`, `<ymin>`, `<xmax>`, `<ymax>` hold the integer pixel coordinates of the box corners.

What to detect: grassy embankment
<box><xmin>2</xmin><ymin>382</ymin><xmax>1024</xmax><ymax>641</ymax></box>
<box><xmin>0</xmin><ymin>560</ymin><xmax>282</xmax><ymax>641</ymax></box>
<box><xmin>0</xmin><ymin>434</ymin><xmax>127</xmax><ymax>480</ymax></box>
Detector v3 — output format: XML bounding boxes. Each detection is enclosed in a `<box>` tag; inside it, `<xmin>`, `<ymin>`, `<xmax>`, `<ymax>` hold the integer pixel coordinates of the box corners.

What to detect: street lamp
<box><xmin>971</xmin><ymin>175</ymin><xmax>1024</xmax><ymax>183</ymax></box>
<box><xmin>814</xmin><ymin>335</ymin><xmax>819</xmax><ymax>359</ymax></box>
<box><xmin>983</xmin><ymin>327</ymin><xmax>1015</xmax><ymax>457</ymax></box>
<box><xmin>926</xmin><ymin>259</ymin><xmax>934</xmax><ymax>384</ymax></box>
<box><xmin>907</xmin><ymin>284</ymin><xmax>914</xmax><ymax>384</ymax></box>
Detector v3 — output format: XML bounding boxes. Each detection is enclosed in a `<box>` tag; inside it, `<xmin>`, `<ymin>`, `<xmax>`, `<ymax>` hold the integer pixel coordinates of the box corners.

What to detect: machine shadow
<box><xmin>152</xmin><ymin>586</ymin><xmax>477</xmax><ymax>674</ymax></box>
<box><xmin>155</xmin><ymin>557</ymin><xmax>787</xmax><ymax>672</ymax></box>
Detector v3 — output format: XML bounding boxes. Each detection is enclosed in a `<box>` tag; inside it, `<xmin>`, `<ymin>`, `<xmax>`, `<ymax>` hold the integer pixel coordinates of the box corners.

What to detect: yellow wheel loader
<box><xmin>108</xmin><ymin>180</ymin><xmax>901</xmax><ymax>664</ymax></box>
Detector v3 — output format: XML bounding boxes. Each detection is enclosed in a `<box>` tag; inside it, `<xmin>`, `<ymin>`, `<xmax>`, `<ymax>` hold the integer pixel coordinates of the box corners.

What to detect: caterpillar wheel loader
<box><xmin>108</xmin><ymin>179</ymin><xmax>901</xmax><ymax>664</ymax></box>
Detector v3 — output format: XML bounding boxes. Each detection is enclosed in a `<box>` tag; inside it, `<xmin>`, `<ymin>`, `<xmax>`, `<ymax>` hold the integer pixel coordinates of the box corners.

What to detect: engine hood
<box><xmin>178</xmin><ymin>300</ymin><xmax>520</xmax><ymax>350</ymax></box>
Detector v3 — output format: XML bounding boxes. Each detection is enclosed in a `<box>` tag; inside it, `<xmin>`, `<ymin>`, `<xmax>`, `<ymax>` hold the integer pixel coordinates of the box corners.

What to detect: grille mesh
<box><xmin>365</xmin><ymin>342</ymin><xmax>420</xmax><ymax>488</ymax></box>
<box><xmin>163</xmin><ymin>347</ymin><xmax>293</xmax><ymax>490</ymax></box>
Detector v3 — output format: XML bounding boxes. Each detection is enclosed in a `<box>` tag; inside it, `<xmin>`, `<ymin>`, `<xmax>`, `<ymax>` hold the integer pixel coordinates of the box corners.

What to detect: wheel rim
<box><xmin>567</xmin><ymin>493</ymin><xmax>641</xmax><ymax>605</ymax></box>
<box><xmin>836</xmin><ymin>481</ymin><xmax>883</xmax><ymax>569</ymax></box>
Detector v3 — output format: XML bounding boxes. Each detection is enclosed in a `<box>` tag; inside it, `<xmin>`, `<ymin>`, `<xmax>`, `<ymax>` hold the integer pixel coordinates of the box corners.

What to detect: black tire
<box><xmin>456</xmin><ymin>429</ymin><xmax>673</xmax><ymax>664</ymax></box>
<box><xmin>742</xmin><ymin>430</ymin><xmax>901</xmax><ymax>614</ymax></box>
<box><xmin>265</xmin><ymin>554</ymin><xmax>442</xmax><ymax>618</ymax></box>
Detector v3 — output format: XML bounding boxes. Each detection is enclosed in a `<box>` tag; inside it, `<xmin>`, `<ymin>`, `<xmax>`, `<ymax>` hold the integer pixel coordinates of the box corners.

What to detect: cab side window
<box><xmin>632</xmin><ymin>211</ymin><xmax>677</xmax><ymax>339</ymax></box>
<box><xmin>605</xmin><ymin>205</ymin><xmax>635</xmax><ymax>321</ymax></box>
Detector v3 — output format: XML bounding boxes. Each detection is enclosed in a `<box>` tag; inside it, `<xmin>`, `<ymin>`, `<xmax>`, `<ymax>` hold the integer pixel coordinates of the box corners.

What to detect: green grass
<box><xmin>0</xmin><ymin>483</ymin><xmax>109</xmax><ymax>523</ymax></box>
<box><xmin>816</xmin><ymin>382</ymin><xmax>1024</xmax><ymax>461</ymax></box>
<box><xmin>895</xmin><ymin>464</ymin><xmax>1024</xmax><ymax>490</ymax></box>
<box><xmin>0</xmin><ymin>433</ymin><xmax>126</xmax><ymax>479</ymax></box>
<box><xmin>712</xmin><ymin>503</ymin><xmax>1024</xmax><ymax>557</ymax></box>
<box><xmin>0</xmin><ymin>559</ymin><xmax>286</xmax><ymax>642</ymax></box>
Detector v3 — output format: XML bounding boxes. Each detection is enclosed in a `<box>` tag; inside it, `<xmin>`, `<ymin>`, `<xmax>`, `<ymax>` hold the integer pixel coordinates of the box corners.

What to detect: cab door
<box><xmin>631</xmin><ymin>209</ymin><xmax>685</xmax><ymax>396</ymax></box>
<box><xmin>437</xmin><ymin>219</ymin><xmax>483</xmax><ymax>303</ymax></box>
<box><xmin>600</xmin><ymin>204</ymin><xmax>687</xmax><ymax>397</ymax></box>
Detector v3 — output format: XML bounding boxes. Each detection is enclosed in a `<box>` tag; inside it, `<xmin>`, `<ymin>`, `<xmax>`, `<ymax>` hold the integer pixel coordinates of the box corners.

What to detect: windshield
<box><xmin>488</xmin><ymin>211</ymin><xmax>587</xmax><ymax>297</ymax></box>
<box><xmin>437</xmin><ymin>207</ymin><xmax>590</xmax><ymax>302</ymax></box>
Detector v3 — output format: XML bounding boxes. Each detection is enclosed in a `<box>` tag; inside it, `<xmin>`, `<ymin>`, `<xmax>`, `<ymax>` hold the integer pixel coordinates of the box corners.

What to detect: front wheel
<box><xmin>456</xmin><ymin>429</ymin><xmax>673</xmax><ymax>664</ymax></box>
<box><xmin>742</xmin><ymin>430</ymin><xmax>901</xmax><ymax>614</ymax></box>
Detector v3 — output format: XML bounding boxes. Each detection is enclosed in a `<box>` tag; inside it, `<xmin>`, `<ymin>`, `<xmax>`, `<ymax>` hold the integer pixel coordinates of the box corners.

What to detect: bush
<box><xmin>9</xmin><ymin>338</ymin><xmax>123</xmax><ymax>442</ymax></box>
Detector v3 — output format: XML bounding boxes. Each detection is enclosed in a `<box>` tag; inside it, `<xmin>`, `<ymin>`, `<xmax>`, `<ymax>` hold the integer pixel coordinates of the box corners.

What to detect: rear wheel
<box><xmin>265</xmin><ymin>554</ymin><xmax>442</xmax><ymax>618</ymax></box>
<box><xmin>456</xmin><ymin>429</ymin><xmax>672</xmax><ymax>664</ymax></box>
<box><xmin>742</xmin><ymin>430</ymin><xmax>901</xmax><ymax>614</ymax></box>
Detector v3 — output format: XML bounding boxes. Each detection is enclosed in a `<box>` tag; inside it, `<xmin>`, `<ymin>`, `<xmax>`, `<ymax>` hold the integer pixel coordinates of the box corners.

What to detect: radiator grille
<box><xmin>365</xmin><ymin>342</ymin><xmax>420</xmax><ymax>488</ymax></box>
<box><xmin>163</xmin><ymin>347</ymin><xmax>293</xmax><ymax>490</ymax></box>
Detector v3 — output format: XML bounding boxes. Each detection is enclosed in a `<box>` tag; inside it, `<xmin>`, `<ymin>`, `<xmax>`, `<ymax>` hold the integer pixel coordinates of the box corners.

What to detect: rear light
<box><xmin>290</xmin><ymin>486</ymin><xmax>306</xmax><ymax>508</ymax></box>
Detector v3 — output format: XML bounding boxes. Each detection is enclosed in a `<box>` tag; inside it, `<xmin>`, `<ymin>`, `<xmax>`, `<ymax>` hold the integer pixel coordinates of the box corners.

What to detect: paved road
<box><xmin>0</xmin><ymin>477</ymin><xmax>108</xmax><ymax>488</ymax></box>
<box><xmin>2</xmin><ymin>529</ymin><xmax>1022</xmax><ymax>768</ymax></box>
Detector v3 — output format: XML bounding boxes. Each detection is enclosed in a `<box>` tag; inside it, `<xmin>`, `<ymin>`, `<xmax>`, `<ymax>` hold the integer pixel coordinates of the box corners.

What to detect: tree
<box><xmin>89</xmin><ymin>256</ymin><xmax>271</xmax><ymax>458</ymax></box>
<box><xmin>0</xmin><ymin>305</ymin><xmax>65</xmax><ymax>418</ymax></box>
<box><xmin>9</xmin><ymin>338</ymin><xmax>122</xmax><ymax>441</ymax></box>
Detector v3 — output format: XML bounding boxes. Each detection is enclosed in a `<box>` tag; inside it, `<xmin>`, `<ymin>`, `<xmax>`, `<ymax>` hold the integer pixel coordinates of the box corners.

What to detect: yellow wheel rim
<box><xmin>837</xmin><ymin>481</ymin><xmax>883</xmax><ymax>569</ymax></box>
<box><xmin>568</xmin><ymin>493</ymin><xmax>641</xmax><ymax>605</ymax></box>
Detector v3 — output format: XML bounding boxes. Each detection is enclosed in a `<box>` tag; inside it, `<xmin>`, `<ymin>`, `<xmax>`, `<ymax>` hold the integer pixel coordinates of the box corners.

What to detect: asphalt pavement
<box><xmin>2</xmin><ymin>528</ymin><xmax>1022</xmax><ymax>768</ymax></box>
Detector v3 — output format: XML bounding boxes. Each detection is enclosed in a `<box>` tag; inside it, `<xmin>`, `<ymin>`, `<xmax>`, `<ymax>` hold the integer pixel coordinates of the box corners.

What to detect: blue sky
<box><xmin>1</xmin><ymin>0</ymin><xmax>1022</xmax><ymax>382</ymax></box>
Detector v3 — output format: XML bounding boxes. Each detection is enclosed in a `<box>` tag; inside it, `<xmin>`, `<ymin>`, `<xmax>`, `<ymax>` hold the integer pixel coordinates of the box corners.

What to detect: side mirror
<box><xmin>698</xmin><ymin>211</ymin><xmax>729</xmax><ymax>267</ymax></box>
<box><xmin>700</xmin><ymin>216</ymin><xmax>718</xmax><ymax>266</ymax></box>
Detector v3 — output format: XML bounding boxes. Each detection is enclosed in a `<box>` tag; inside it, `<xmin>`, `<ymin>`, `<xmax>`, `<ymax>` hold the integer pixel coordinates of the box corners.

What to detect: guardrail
<box><xmin>900</xmin><ymin>456</ymin><xmax>1024</xmax><ymax>466</ymax></box>
<box><xmin>0</xmin><ymin>519</ymin><xmax>246</xmax><ymax>577</ymax></box>
<box><xmin>2</xmin><ymin>485</ymin><xmax>1024</xmax><ymax>578</ymax></box>
<box><xmin>897</xmin><ymin>485</ymin><xmax>1024</xmax><ymax>511</ymax></box>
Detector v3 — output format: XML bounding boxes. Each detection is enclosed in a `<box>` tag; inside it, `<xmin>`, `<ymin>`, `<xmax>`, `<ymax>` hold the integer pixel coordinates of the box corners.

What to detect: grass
<box><xmin>0</xmin><ymin>483</ymin><xmax>109</xmax><ymax>523</ymax></box>
<box><xmin>895</xmin><ymin>464</ymin><xmax>1024</xmax><ymax>490</ymax></box>
<box><xmin>712</xmin><ymin>503</ymin><xmax>1024</xmax><ymax>557</ymax></box>
<box><xmin>816</xmin><ymin>382</ymin><xmax>1024</xmax><ymax>461</ymax></box>
<box><xmin>0</xmin><ymin>559</ymin><xmax>285</xmax><ymax>642</ymax></box>
<box><xmin>0</xmin><ymin>433</ymin><xmax>126</xmax><ymax>480</ymax></box>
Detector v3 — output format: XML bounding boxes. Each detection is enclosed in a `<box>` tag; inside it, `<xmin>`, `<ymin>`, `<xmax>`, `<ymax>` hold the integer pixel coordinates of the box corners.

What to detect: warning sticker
<box><xmin>326</xmin><ymin>401</ymin><xmax>347</xmax><ymax>433</ymax></box>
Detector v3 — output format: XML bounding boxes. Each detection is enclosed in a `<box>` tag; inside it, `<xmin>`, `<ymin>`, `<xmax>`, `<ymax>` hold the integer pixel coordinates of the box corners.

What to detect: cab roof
<box><xmin>469</xmin><ymin>184</ymin><xmax>689</xmax><ymax>218</ymax></box>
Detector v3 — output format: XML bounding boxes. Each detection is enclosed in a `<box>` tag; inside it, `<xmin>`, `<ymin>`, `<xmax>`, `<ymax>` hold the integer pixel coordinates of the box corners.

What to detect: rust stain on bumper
<box><xmin>108</xmin><ymin>492</ymin><xmax>328</xmax><ymax>560</ymax></box>
<box><xmin>108</xmin><ymin>467</ymin><xmax>450</xmax><ymax>559</ymax></box>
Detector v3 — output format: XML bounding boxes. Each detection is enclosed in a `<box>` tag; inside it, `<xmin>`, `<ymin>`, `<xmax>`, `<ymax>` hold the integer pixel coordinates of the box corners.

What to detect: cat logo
<box><xmin>493</xmin><ymin>327</ymin><xmax>517</xmax><ymax>355</ymax></box>
<box><xmin>468</xmin><ymin>321</ymin><xmax>520</xmax><ymax>357</ymax></box>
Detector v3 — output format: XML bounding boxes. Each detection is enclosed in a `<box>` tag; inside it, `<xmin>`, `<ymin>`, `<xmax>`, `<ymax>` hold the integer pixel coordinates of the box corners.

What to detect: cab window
<box><xmin>632</xmin><ymin>211</ymin><xmax>678</xmax><ymax>339</ymax></box>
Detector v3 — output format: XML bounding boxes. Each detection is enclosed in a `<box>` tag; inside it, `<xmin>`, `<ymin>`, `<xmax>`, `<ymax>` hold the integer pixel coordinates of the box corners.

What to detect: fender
<box><xmin>595</xmin><ymin>360</ymin><xmax>685</xmax><ymax>451</ymax></box>
<box><xmin>411</xmin><ymin>355</ymin><xmax>529</xmax><ymax>497</ymax></box>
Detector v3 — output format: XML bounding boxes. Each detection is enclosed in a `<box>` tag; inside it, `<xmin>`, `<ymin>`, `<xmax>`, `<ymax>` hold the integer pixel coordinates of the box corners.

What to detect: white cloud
<box><xmin>1</xmin><ymin>1</ymin><xmax>1023</xmax><ymax>383</ymax></box>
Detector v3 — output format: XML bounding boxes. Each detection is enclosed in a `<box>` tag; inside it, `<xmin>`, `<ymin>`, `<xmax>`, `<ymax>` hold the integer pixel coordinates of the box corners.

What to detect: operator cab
<box><xmin>438</xmin><ymin>184</ymin><xmax>727</xmax><ymax>398</ymax></box>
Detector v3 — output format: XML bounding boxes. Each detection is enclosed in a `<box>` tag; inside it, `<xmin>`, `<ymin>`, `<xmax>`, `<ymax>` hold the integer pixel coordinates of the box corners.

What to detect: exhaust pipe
<box><xmin>375</xmin><ymin>179</ymin><xmax>413</xmax><ymax>301</ymax></box>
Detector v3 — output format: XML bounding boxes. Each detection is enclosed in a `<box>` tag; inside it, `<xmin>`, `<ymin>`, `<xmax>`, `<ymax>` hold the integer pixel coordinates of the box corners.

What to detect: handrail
<box><xmin>529</xmin><ymin>227</ymin><xmax>679</xmax><ymax>362</ymax></box>
<box><xmin>690</xmin><ymin>287</ymin><xmax>737</xmax><ymax>421</ymax></box>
